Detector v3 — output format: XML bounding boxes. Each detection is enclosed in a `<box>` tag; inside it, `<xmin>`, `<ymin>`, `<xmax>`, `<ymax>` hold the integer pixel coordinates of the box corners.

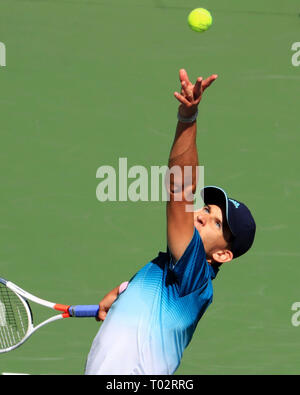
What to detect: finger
<box><xmin>181</xmin><ymin>81</ymin><xmax>193</xmax><ymax>101</ymax></box>
<box><xmin>202</xmin><ymin>74</ymin><xmax>218</xmax><ymax>91</ymax></box>
<box><xmin>98</xmin><ymin>310</ymin><xmax>107</xmax><ymax>321</ymax></box>
<box><xmin>174</xmin><ymin>91</ymin><xmax>191</xmax><ymax>107</ymax></box>
<box><xmin>193</xmin><ymin>77</ymin><xmax>203</xmax><ymax>99</ymax></box>
<box><xmin>179</xmin><ymin>68</ymin><xmax>191</xmax><ymax>86</ymax></box>
<box><xmin>202</xmin><ymin>74</ymin><xmax>218</xmax><ymax>92</ymax></box>
<box><xmin>180</xmin><ymin>85</ymin><xmax>193</xmax><ymax>101</ymax></box>
<box><xmin>97</xmin><ymin>304</ymin><xmax>106</xmax><ymax>321</ymax></box>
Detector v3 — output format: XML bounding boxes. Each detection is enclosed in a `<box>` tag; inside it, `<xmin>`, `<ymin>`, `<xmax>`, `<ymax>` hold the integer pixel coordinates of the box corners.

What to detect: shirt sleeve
<box><xmin>169</xmin><ymin>227</ymin><xmax>210</xmax><ymax>297</ymax></box>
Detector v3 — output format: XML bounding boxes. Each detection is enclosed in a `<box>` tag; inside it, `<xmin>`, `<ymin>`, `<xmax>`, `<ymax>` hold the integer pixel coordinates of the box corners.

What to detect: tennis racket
<box><xmin>0</xmin><ymin>277</ymin><xmax>99</xmax><ymax>353</ymax></box>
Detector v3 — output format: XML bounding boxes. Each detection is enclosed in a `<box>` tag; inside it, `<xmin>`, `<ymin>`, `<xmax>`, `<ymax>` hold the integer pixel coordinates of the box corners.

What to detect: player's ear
<box><xmin>211</xmin><ymin>249</ymin><xmax>233</xmax><ymax>264</ymax></box>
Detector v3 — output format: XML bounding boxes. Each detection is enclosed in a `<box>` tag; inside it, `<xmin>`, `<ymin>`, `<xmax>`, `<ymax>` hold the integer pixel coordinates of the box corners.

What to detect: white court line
<box><xmin>2</xmin><ymin>372</ymin><xmax>30</xmax><ymax>375</ymax></box>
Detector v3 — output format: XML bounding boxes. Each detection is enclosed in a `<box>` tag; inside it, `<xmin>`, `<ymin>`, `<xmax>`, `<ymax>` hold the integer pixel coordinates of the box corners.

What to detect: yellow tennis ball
<box><xmin>187</xmin><ymin>8</ymin><xmax>213</xmax><ymax>33</ymax></box>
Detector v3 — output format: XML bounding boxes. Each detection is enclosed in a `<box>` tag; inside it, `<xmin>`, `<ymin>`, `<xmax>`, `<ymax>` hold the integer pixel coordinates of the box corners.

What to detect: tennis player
<box><xmin>85</xmin><ymin>69</ymin><xmax>256</xmax><ymax>375</ymax></box>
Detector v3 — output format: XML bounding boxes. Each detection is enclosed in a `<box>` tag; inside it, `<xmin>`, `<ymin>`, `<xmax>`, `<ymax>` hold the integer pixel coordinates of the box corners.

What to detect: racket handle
<box><xmin>68</xmin><ymin>305</ymin><xmax>99</xmax><ymax>317</ymax></box>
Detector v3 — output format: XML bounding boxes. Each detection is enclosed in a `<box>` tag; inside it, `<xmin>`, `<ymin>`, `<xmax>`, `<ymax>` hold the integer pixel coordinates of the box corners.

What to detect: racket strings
<box><xmin>0</xmin><ymin>283</ymin><xmax>29</xmax><ymax>350</ymax></box>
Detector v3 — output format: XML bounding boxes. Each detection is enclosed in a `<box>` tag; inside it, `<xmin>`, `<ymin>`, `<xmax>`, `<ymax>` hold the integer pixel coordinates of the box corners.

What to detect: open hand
<box><xmin>174</xmin><ymin>69</ymin><xmax>218</xmax><ymax>119</ymax></box>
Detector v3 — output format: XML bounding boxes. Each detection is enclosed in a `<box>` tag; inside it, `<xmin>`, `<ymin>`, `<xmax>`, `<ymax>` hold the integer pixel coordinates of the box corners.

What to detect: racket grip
<box><xmin>68</xmin><ymin>305</ymin><xmax>99</xmax><ymax>317</ymax></box>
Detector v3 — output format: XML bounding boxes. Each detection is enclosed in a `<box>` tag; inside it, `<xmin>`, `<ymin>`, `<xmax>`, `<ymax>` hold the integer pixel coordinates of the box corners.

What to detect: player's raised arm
<box><xmin>167</xmin><ymin>69</ymin><xmax>217</xmax><ymax>262</ymax></box>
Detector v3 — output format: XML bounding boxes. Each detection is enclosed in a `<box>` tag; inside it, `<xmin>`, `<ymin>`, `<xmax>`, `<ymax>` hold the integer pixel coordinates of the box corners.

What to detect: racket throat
<box><xmin>54</xmin><ymin>304</ymin><xmax>71</xmax><ymax>318</ymax></box>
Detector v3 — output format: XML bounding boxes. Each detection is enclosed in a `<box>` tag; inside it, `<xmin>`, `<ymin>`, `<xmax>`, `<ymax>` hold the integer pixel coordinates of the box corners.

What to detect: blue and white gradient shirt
<box><xmin>85</xmin><ymin>228</ymin><xmax>218</xmax><ymax>375</ymax></box>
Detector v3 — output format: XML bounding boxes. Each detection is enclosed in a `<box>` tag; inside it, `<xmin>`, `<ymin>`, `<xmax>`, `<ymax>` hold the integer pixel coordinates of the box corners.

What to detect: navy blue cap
<box><xmin>200</xmin><ymin>186</ymin><xmax>256</xmax><ymax>259</ymax></box>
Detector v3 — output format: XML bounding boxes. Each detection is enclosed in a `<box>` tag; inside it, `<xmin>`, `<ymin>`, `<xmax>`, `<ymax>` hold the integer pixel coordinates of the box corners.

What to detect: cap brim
<box><xmin>200</xmin><ymin>186</ymin><xmax>235</xmax><ymax>237</ymax></box>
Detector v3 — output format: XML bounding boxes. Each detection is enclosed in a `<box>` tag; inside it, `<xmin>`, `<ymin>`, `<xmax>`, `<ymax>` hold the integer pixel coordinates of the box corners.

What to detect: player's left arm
<box><xmin>167</xmin><ymin>69</ymin><xmax>217</xmax><ymax>262</ymax></box>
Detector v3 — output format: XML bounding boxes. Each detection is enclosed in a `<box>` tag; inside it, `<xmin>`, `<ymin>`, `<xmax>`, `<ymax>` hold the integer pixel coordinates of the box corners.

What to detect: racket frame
<box><xmin>0</xmin><ymin>278</ymin><xmax>74</xmax><ymax>353</ymax></box>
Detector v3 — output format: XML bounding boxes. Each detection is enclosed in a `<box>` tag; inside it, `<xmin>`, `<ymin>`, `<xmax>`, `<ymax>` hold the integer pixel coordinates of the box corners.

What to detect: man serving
<box><xmin>85</xmin><ymin>69</ymin><xmax>256</xmax><ymax>375</ymax></box>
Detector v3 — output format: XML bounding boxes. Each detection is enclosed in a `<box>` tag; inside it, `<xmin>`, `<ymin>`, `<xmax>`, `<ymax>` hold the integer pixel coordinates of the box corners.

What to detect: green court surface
<box><xmin>0</xmin><ymin>0</ymin><xmax>299</xmax><ymax>375</ymax></box>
